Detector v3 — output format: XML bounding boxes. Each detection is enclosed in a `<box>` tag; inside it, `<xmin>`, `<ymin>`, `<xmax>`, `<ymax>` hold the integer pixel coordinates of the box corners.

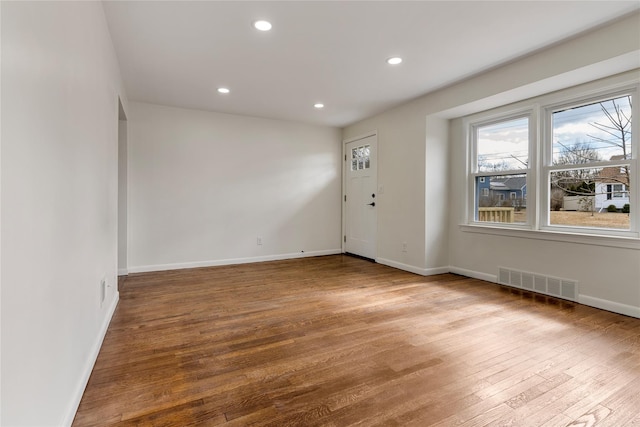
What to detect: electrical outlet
<box><xmin>257</xmin><ymin>237</ymin><xmax>262</xmax><ymax>245</ymax></box>
<box><xmin>402</xmin><ymin>242</ymin><xmax>407</xmax><ymax>252</ymax></box>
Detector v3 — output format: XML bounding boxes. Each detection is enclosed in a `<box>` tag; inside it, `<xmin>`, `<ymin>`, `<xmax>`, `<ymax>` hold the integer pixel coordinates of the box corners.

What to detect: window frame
<box><xmin>464</xmin><ymin>78</ymin><xmax>639</xmax><ymax>242</ymax></box>
<box><xmin>540</xmin><ymin>87</ymin><xmax>637</xmax><ymax>237</ymax></box>
<box><xmin>467</xmin><ymin>108</ymin><xmax>536</xmax><ymax>229</ymax></box>
<box><xmin>350</xmin><ymin>144</ymin><xmax>372</xmax><ymax>171</ymax></box>
<box><xmin>612</xmin><ymin>184</ymin><xmax>626</xmax><ymax>199</ymax></box>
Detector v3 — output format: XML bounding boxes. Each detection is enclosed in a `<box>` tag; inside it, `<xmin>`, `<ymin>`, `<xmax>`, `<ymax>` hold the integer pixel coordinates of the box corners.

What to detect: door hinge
<box><xmin>344</xmin><ymin>235</ymin><xmax>346</xmax><ymax>243</ymax></box>
<box><xmin>345</xmin><ymin>154</ymin><xmax>347</xmax><ymax>161</ymax></box>
<box><xmin>344</xmin><ymin>195</ymin><xmax>347</xmax><ymax>202</ymax></box>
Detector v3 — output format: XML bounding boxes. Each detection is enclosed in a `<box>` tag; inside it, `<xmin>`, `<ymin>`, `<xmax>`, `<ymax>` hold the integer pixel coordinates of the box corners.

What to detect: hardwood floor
<box><xmin>73</xmin><ymin>255</ymin><xmax>640</xmax><ymax>426</ymax></box>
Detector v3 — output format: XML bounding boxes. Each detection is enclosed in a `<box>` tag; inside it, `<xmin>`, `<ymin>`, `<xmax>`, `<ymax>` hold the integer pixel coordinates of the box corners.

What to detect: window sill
<box><xmin>460</xmin><ymin>223</ymin><xmax>640</xmax><ymax>250</ymax></box>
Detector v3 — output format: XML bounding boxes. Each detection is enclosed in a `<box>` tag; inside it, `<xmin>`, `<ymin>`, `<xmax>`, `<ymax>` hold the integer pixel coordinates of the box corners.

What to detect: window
<box><xmin>546</xmin><ymin>94</ymin><xmax>632</xmax><ymax>231</ymax></box>
<box><xmin>466</xmin><ymin>80</ymin><xmax>637</xmax><ymax>239</ymax></box>
<box><xmin>351</xmin><ymin>144</ymin><xmax>371</xmax><ymax>171</ymax></box>
<box><xmin>604</xmin><ymin>184</ymin><xmax>629</xmax><ymax>200</ymax></box>
<box><xmin>613</xmin><ymin>184</ymin><xmax>626</xmax><ymax>198</ymax></box>
<box><xmin>471</xmin><ymin>116</ymin><xmax>530</xmax><ymax>224</ymax></box>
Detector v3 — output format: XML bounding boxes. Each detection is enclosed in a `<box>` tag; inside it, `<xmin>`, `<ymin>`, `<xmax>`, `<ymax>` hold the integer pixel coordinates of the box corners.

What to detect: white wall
<box><xmin>448</xmin><ymin>72</ymin><xmax>640</xmax><ymax>315</ymax></box>
<box><xmin>343</xmin><ymin>12</ymin><xmax>640</xmax><ymax>315</ymax></box>
<box><xmin>343</xmin><ymin>107</ymin><xmax>429</xmax><ymax>273</ymax></box>
<box><xmin>127</xmin><ymin>102</ymin><xmax>342</xmax><ymax>272</ymax></box>
<box><xmin>425</xmin><ymin>116</ymin><xmax>450</xmax><ymax>270</ymax></box>
<box><xmin>1</xmin><ymin>2</ymin><xmax>125</xmax><ymax>425</ymax></box>
<box><xmin>118</xmin><ymin>117</ymin><xmax>128</xmax><ymax>274</ymax></box>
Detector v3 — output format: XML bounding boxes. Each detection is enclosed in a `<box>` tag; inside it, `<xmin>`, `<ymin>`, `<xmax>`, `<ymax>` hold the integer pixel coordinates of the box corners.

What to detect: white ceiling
<box><xmin>103</xmin><ymin>1</ymin><xmax>640</xmax><ymax>128</ymax></box>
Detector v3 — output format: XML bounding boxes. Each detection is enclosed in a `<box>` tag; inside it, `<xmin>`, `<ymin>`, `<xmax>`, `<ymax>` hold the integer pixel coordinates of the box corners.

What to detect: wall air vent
<box><xmin>521</xmin><ymin>273</ymin><xmax>534</xmax><ymax>290</ymax></box>
<box><xmin>498</xmin><ymin>267</ymin><xmax>578</xmax><ymax>302</ymax></box>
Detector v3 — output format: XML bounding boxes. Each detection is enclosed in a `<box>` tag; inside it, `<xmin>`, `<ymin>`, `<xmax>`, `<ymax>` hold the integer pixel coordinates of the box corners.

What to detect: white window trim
<box><xmin>460</xmin><ymin>223</ymin><xmax>640</xmax><ymax>250</ymax></box>
<box><xmin>466</xmin><ymin>107</ymin><xmax>536</xmax><ymax>229</ymax></box>
<box><xmin>613</xmin><ymin>184</ymin><xmax>626</xmax><ymax>198</ymax></box>
<box><xmin>539</xmin><ymin>86</ymin><xmax>637</xmax><ymax>236</ymax></box>
<box><xmin>462</xmin><ymin>75</ymin><xmax>639</xmax><ymax>244</ymax></box>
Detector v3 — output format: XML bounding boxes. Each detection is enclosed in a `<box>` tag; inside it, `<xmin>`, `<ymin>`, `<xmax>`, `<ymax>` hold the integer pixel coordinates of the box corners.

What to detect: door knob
<box><xmin>367</xmin><ymin>202</ymin><xmax>376</xmax><ymax>207</ymax></box>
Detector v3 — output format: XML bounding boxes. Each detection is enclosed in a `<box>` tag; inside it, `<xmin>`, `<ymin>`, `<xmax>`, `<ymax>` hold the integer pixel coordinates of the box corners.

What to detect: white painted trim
<box><xmin>578</xmin><ymin>294</ymin><xmax>640</xmax><ymax>318</ymax></box>
<box><xmin>63</xmin><ymin>291</ymin><xmax>120</xmax><ymax>426</ymax></box>
<box><xmin>460</xmin><ymin>224</ymin><xmax>640</xmax><ymax>250</ymax></box>
<box><xmin>343</xmin><ymin>130</ymin><xmax>377</xmax><ymax>144</ymax></box>
<box><xmin>128</xmin><ymin>249</ymin><xmax>342</xmax><ymax>274</ymax></box>
<box><xmin>376</xmin><ymin>258</ymin><xmax>448</xmax><ymax>276</ymax></box>
<box><xmin>448</xmin><ymin>266</ymin><xmax>498</xmax><ymax>283</ymax></box>
<box><xmin>117</xmin><ymin>268</ymin><xmax>128</xmax><ymax>276</ymax></box>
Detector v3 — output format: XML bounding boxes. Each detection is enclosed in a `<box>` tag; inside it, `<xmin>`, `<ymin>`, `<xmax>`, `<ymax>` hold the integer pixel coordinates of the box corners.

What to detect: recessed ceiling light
<box><xmin>386</xmin><ymin>57</ymin><xmax>403</xmax><ymax>65</ymax></box>
<box><xmin>217</xmin><ymin>87</ymin><xmax>230</xmax><ymax>94</ymax></box>
<box><xmin>253</xmin><ymin>20</ymin><xmax>272</xmax><ymax>31</ymax></box>
<box><xmin>314</xmin><ymin>103</ymin><xmax>324</xmax><ymax>109</ymax></box>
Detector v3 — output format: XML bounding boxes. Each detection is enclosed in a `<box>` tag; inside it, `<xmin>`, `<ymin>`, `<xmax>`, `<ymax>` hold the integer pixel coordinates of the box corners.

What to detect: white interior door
<box><xmin>345</xmin><ymin>135</ymin><xmax>377</xmax><ymax>259</ymax></box>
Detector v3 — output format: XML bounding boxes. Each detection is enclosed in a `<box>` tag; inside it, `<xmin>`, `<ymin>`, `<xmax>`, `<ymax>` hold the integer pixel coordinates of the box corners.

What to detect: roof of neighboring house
<box><xmin>490</xmin><ymin>176</ymin><xmax>526</xmax><ymax>191</ymax></box>
<box><xmin>598</xmin><ymin>155</ymin><xmax>629</xmax><ymax>185</ymax></box>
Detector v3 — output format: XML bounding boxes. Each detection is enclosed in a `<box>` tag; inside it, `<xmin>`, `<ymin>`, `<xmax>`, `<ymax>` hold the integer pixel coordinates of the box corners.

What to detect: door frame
<box><xmin>342</xmin><ymin>131</ymin><xmax>378</xmax><ymax>258</ymax></box>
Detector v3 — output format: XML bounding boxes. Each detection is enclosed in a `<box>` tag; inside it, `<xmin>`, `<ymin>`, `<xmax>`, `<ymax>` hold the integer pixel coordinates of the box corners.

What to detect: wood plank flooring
<box><xmin>73</xmin><ymin>255</ymin><xmax>640</xmax><ymax>426</ymax></box>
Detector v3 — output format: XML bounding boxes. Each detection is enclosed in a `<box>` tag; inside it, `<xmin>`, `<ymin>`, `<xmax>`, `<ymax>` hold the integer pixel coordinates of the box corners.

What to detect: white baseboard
<box><xmin>117</xmin><ymin>268</ymin><xmax>128</xmax><ymax>276</ymax></box>
<box><xmin>578</xmin><ymin>295</ymin><xmax>640</xmax><ymax>318</ymax></box>
<box><xmin>376</xmin><ymin>258</ymin><xmax>449</xmax><ymax>276</ymax></box>
<box><xmin>448</xmin><ymin>266</ymin><xmax>498</xmax><ymax>283</ymax></box>
<box><xmin>63</xmin><ymin>291</ymin><xmax>119</xmax><ymax>426</ymax></box>
<box><xmin>127</xmin><ymin>249</ymin><xmax>343</xmax><ymax>274</ymax></box>
<box><xmin>449</xmin><ymin>265</ymin><xmax>639</xmax><ymax>319</ymax></box>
